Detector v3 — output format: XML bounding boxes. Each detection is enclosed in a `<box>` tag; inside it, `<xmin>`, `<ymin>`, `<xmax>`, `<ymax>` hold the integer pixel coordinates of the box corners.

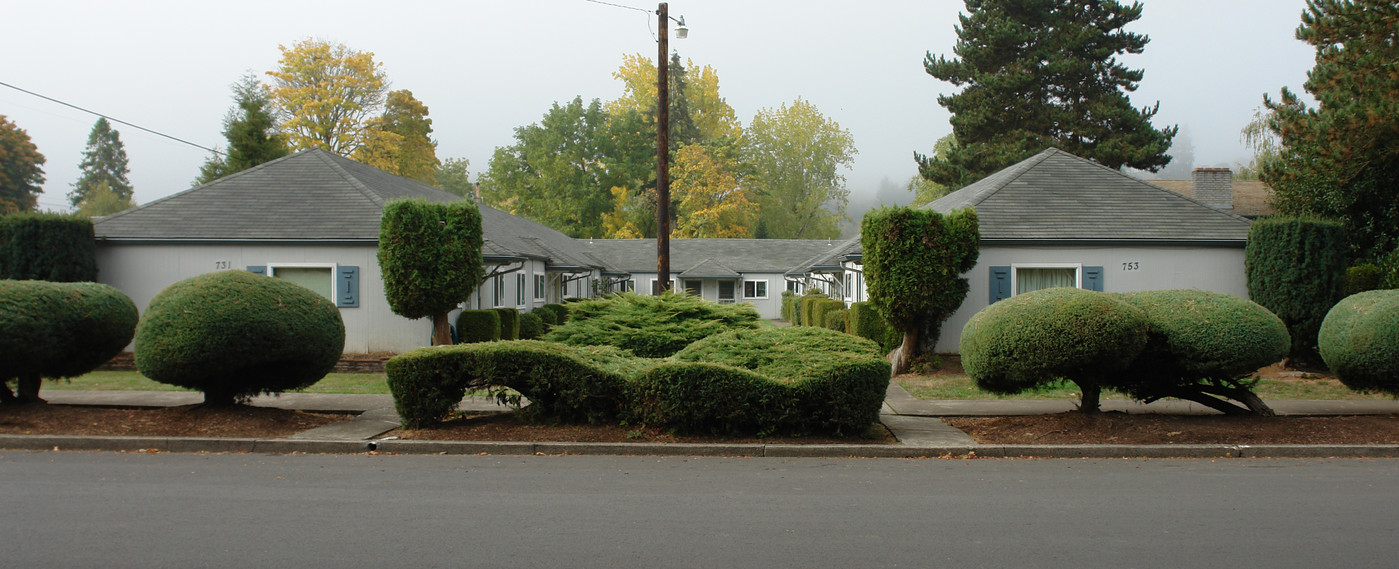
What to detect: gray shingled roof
<box><xmin>94</xmin><ymin>149</ymin><xmax>459</xmax><ymax>241</ymax></box>
<box><xmin>786</xmin><ymin>235</ymin><xmax>861</xmax><ymax>275</ymax></box>
<box><xmin>585</xmin><ymin>238</ymin><xmax>841</xmax><ymax>275</ymax></box>
<box><xmin>93</xmin><ymin>149</ymin><xmax>607</xmax><ymax>270</ymax></box>
<box><xmin>924</xmin><ymin>148</ymin><xmax>1251</xmax><ymax>242</ymax></box>
<box><xmin>677</xmin><ymin>258</ymin><xmax>741</xmax><ymax>279</ymax></box>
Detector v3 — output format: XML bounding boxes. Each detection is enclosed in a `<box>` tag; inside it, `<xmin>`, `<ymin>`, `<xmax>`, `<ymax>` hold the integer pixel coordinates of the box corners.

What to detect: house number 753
<box><xmin>1121</xmin><ymin>262</ymin><xmax>1140</xmax><ymax>271</ymax></box>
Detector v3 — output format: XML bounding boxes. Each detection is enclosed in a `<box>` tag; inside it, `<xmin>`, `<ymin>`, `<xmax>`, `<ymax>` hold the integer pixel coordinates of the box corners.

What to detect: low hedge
<box><xmin>456</xmin><ymin>309</ymin><xmax>501</xmax><ymax>343</ymax></box>
<box><xmin>0</xmin><ymin>213</ymin><xmax>98</xmax><ymax>282</ymax></box>
<box><xmin>544</xmin><ymin>292</ymin><xmax>759</xmax><ymax>358</ymax></box>
<box><xmin>960</xmin><ymin>287</ymin><xmax>1148</xmax><ymax>412</ymax></box>
<box><xmin>660</xmin><ymin>326</ymin><xmax>890</xmax><ymax>435</ymax></box>
<box><xmin>628</xmin><ymin>362</ymin><xmax>790</xmax><ymax>436</ymax></box>
<box><xmin>387</xmin><ymin>340</ymin><xmax>639</xmax><ymax>428</ymax></box>
<box><xmin>1115</xmin><ymin>290</ymin><xmax>1288</xmax><ymax>414</ymax></box>
<box><xmin>134</xmin><ymin>270</ymin><xmax>344</xmax><ymax>405</ymax></box>
<box><xmin>810</xmin><ymin>299</ymin><xmax>845</xmax><ymax>332</ymax></box>
<box><xmin>848</xmin><ymin>302</ymin><xmax>902</xmax><ymax>353</ymax></box>
<box><xmin>822</xmin><ymin>307</ymin><xmax>847</xmax><ymax>332</ymax></box>
<box><xmin>780</xmin><ymin>290</ymin><xmax>794</xmax><ymax>321</ymax></box>
<box><xmin>0</xmin><ymin>280</ymin><xmax>138</xmax><ymax>402</ymax></box>
<box><xmin>494</xmin><ymin>307</ymin><xmax>520</xmax><ymax>340</ymax></box>
<box><xmin>800</xmin><ymin>293</ymin><xmax>829</xmax><ymax>327</ymax></box>
<box><xmin>1344</xmin><ymin>264</ymin><xmax>1384</xmax><ymax>296</ymax></box>
<box><xmin>1319</xmin><ymin>290</ymin><xmax>1399</xmax><ymax>395</ymax></box>
<box><xmin>535</xmin><ymin>303</ymin><xmax>568</xmax><ymax>326</ymax></box>
<box><xmin>519</xmin><ymin>312</ymin><xmax>545</xmax><ymax>339</ymax></box>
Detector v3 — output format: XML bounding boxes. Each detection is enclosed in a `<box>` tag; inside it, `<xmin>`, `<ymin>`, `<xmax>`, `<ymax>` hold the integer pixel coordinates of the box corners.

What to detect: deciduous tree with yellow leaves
<box><xmin>266</xmin><ymin>39</ymin><xmax>389</xmax><ymax>155</ymax></box>
<box><xmin>354</xmin><ymin>90</ymin><xmax>440</xmax><ymax>184</ymax></box>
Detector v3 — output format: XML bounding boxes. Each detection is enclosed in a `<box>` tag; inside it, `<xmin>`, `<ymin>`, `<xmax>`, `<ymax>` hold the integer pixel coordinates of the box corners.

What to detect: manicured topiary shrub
<box><xmin>0</xmin><ymin>280</ymin><xmax>138</xmax><ymax>403</ymax></box>
<box><xmin>1245</xmin><ymin>216</ymin><xmax>1346</xmax><ymax>364</ymax></box>
<box><xmin>1318</xmin><ymin>290</ymin><xmax>1399</xmax><ymax>395</ymax></box>
<box><xmin>848</xmin><ymin>302</ymin><xmax>902</xmax><ymax>354</ymax></box>
<box><xmin>494</xmin><ymin>308</ymin><xmax>520</xmax><ymax>340</ymax></box>
<box><xmin>387</xmin><ymin>340</ymin><xmax>641</xmax><ymax>428</ymax></box>
<box><xmin>537</xmin><ymin>303</ymin><xmax>569</xmax><ymax>326</ymax></box>
<box><xmin>378</xmin><ymin>198</ymin><xmax>484</xmax><ymax>346</ymax></box>
<box><xmin>822</xmin><ymin>307</ymin><xmax>847</xmax><ymax>332</ymax></box>
<box><xmin>518</xmin><ymin>311</ymin><xmax>545</xmax><ymax>339</ymax></box>
<box><xmin>862</xmin><ymin>206</ymin><xmax>980</xmax><ymax>374</ymax></box>
<box><xmin>544</xmin><ymin>292</ymin><xmax>759</xmax><ymax>358</ymax></box>
<box><xmin>0</xmin><ymin>213</ymin><xmax>98</xmax><ymax>282</ymax></box>
<box><xmin>134</xmin><ymin>270</ymin><xmax>344</xmax><ymax>406</ymax></box>
<box><xmin>456</xmin><ymin>310</ymin><xmax>501</xmax><ymax>343</ymax></box>
<box><xmin>780</xmin><ymin>290</ymin><xmax>794</xmax><ymax>321</ymax></box>
<box><xmin>795</xmin><ymin>292</ymin><xmax>827</xmax><ymax>327</ymax></box>
<box><xmin>1116</xmin><ymin>290</ymin><xmax>1289</xmax><ymax>415</ymax></box>
<box><xmin>960</xmin><ymin>287</ymin><xmax>1148</xmax><ymax>413</ymax></box>
<box><xmin>654</xmin><ymin>326</ymin><xmax>890</xmax><ymax>435</ymax></box>
<box><xmin>1344</xmin><ymin>264</ymin><xmax>1384</xmax><ymax>296</ymax></box>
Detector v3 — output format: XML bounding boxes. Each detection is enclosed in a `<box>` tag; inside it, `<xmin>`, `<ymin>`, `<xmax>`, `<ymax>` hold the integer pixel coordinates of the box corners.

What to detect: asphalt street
<box><xmin>2</xmin><ymin>452</ymin><xmax>1396</xmax><ymax>569</ymax></box>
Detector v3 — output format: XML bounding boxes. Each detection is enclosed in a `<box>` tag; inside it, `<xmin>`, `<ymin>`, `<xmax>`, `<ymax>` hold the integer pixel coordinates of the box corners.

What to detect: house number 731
<box><xmin>1121</xmin><ymin>262</ymin><xmax>1140</xmax><ymax>271</ymax></box>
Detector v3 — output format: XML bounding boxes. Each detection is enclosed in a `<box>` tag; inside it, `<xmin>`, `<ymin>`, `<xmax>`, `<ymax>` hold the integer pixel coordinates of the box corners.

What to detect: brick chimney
<box><xmin>1192</xmin><ymin>168</ymin><xmax>1233</xmax><ymax>209</ymax></box>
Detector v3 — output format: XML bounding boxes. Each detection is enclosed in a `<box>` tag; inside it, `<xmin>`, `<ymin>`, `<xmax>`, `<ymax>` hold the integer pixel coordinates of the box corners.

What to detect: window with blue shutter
<box><xmin>246</xmin><ymin>265</ymin><xmax>266</xmax><ymax>275</ymax></box>
<box><xmin>989</xmin><ymin>266</ymin><xmax>1011</xmax><ymax>303</ymax></box>
<box><xmin>1083</xmin><ymin>266</ymin><xmax>1104</xmax><ymax>292</ymax></box>
<box><xmin>336</xmin><ymin>266</ymin><xmax>359</xmax><ymax>308</ymax></box>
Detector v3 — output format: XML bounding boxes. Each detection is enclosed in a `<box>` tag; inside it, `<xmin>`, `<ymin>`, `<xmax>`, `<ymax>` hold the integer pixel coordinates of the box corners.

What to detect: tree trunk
<box><xmin>203</xmin><ymin>388</ymin><xmax>237</xmax><ymax>407</ymax></box>
<box><xmin>1077</xmin><ymin>382</ymin><xmax>1101</xmax><ymax>414</ymax></box>
<box><xmin>431</xmin><ymin>312</ymin><xmax>454</xmax><ymax>346</ymax></box>
<box><xmin>1196</xmin><ymin>384</ymin><xmax>1276</xmax><ymax>416</ymax></box>
<box><xmin>0</xmin><ymin>383</ymin><xmax>16</xmax><ymax>404</ymax></box>
<box><xmin>15</xmin><ymin>374</ymin><xmax>45</xmax><ymax>404</ymax></box>
<box><xmin>888</xmin><ymin>328</ymin><xmax>919</xmax><ymax>377</ymax></box>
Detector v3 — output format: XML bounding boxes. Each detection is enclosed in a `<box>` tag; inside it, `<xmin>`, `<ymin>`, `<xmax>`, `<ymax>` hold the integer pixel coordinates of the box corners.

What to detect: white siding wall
<box><xmin>931</xmin><ymin>244</ymin><xmax>1248</xmax><ymax>352</ymax></box>
<box><xmin>629</xmin><ymin>271</ymin><xmax>786</xmax><ymax>319</ymax></box>
<box><xmin>97</xmin><ymin>242</ymin><xmax>434</xmax><ymax>354</ymax></box>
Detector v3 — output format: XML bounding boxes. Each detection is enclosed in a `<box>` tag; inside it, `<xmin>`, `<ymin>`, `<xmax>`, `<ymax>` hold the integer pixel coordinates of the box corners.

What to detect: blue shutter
<box><xmin>336</xmin><ymin>266</ymin><xmax>359</xmax><ymax>307</ymax></box>
<box><xmin>1083</xmin><ymin>266</ymin><xmax>1104</xmax><ymax>292</ymax></box>
<box><xmin>989</xmin><ymin>266</ymin><xmax>1011</xmax><ymax>303</ymax></box>
<box><xmin>246</xmin><ymin>265</ymin><xmax>266</xmax><ymax>276</ymax></box>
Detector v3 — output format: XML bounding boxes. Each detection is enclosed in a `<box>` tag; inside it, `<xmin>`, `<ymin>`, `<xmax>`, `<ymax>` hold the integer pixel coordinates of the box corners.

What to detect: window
<box><xmin>494</xmin><ymin>275</ymin><xmax>505</xmax><ymax>307</ymax></box>
<box><xmin>743</xmin><ymin>279</ymin><xmax>768</xmax><ymax>299</ymax></box>
<box><xmin>651</xmin><ymin>279</ymin><xmax>676</xmax><ymax>295</ymax></box>
<box><xmin>718</xmin><ymin>281</ymin><xmax>736</xmax><ymax>303</ymax></box>
<box><xmin>268</xmin><ymin>264</ymin><xmax>334</xmax><ymax>302</ymax></box>
<box><xmin>684</xmin><ymin>279</ymin><xmax>703</xmax><ymax>297</ymax></box>
<box><xmin>516</xmin><ymin>273</ymin><xmax>526</xmax><ymax>305</ymax></box>
<box><xmin>841</xmin><ymin>273</ymin><xmax>852</xmax><ymax>299</ymax></box>
<box><xmin>534</xmin><ymin>274</ymin><xmax>546</xmax><ymax>300</ymax></box>
<box><xmin>625</xmin><ymin>279</ymin><xmax>636</xmax><ymax>292</ymax></box>
<box><xmin>786</xmin><ymin>281</ymin><xmax>804</xmax><ymax>294</ymax></box>
<box><xmin>1015</xmin><ymin>265</ymin><xmax>1079</xmax><ymax>295</ymax></box>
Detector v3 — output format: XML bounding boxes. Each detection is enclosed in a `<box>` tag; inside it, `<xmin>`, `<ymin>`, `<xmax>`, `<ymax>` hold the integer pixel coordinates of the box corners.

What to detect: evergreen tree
<box><xmin>195</xmin><ymin>74</ymin><xmax>290</xmax><ymax>185</ymax></box>
<box><xmin>0</xmin><ymin>115</ymin><xmax>46</xmax><ymax>213</ymax></box>
<box><xmin>70</xmin><ymin>118</ymin><xmax>132</xmax><ymax>206</ymax></box>
<box><xmin>1263</xmin><ymin>0</ymin><xmax>1399</xmax><ymax>262</ymax></box>
<box><xmin>918</xmin><ymin>0</ymin><xmax>1177</xmax><ymax>189</ymax></box>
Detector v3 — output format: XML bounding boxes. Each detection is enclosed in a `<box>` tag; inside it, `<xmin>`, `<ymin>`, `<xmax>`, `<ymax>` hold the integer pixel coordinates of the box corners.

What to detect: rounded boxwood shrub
<box><xmin>1344</xmin><ymin>263</ymin><xmax>1384</xmax><ymax>296</ymax></box>
<box><xmin>134</xmin><ymin>270</ymin><xmax>345</xmax><ymax>406</ymax></box>
<box><xmin>960</xmin><ymin>287</ymin><xmax>1148</xmax><ymax>412</ymax></box>
<box><xmin>456</xmin><ymin>309</ymin><xmax>501</xmax><ymax>343</ymax></box>
<box><xmin>0</xmin><ymin>280</ymin><xmax>138</xmax><ymax>403</ymax></box>
<box><xmin>536</xmin><ymin>303</ymin><xmax>569</xmax><ymax>326</ymax></box>
<box><xmin>519</xmin><ymin>311</ymin><xmax>545</xmax><ymax>339</ymax></box>
<box><xmin>544</xmin><ymin>292</ymin><xmax>759</xmax><ymax>358</ymax></box>
<box><xmin>494</xmin><ymin>307</ymin><xmax>520</xmax><ymax>340</ymax></box>
<box><xmin>1319</xmin><ymin>290</ymin><xmax>1399</xmax><ymax>395</ymax></box>
<box><xmin>1116</xmin><ymin>290</ymin><xmax>1289</xmax><ymax>415</ymax></box>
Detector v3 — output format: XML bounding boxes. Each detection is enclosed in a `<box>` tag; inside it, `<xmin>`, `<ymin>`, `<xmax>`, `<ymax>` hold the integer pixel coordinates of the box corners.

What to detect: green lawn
<box><xmin>44</xmin><ymin>371</ymin><xmax>392</xmax><ymax>395</ymax></box>
<box><xmin>895</xmin><ymin>372</ymin><xmax>1393</xmax><ymax>401</ymax></box>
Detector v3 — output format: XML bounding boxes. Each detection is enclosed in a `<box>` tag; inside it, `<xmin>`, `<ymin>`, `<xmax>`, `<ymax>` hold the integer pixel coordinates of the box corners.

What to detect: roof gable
<box><xmin>923</xmin><ymin>148</ymin><xmax>1251</xmax><ymax>242</ymax></box>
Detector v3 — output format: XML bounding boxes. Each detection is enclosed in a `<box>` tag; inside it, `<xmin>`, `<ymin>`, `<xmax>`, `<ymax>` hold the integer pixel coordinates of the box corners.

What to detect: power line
<box><xmin>584</xmin><ymin>0</ymin><xmax>651</xmax><ymax>14</ymax></box>
<box><xmin>0</xmin><ymin>80</ymin><xmax>223</xmax><ymax>157</ymax></box>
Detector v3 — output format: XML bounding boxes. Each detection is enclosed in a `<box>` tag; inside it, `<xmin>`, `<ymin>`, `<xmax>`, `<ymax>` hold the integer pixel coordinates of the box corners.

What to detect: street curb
<box><xmin>4</xmin><ymin>433</ymin><xmax>1398</xmax><ymax>459</ymax></box>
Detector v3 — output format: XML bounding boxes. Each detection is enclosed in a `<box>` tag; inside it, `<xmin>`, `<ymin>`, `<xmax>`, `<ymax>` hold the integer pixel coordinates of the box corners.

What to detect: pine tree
<box><xmin>70</xmin><ymin>118</ymin><xmax>132</xmax><ymax>207</ymax></box>
<box><xmin>1263</xmin><ymin>0</ymin><xmax>1399</xmax><ymax>262</ymax></box>
<box><xmin>918</xmin><ymin>0</ymin><xmax>1177</xmax><ymax>188</ymax></box>
<box><xmin>195</xmin><ymin>74</ymin><xmax>290</xmax><ymax>186</ymax></box>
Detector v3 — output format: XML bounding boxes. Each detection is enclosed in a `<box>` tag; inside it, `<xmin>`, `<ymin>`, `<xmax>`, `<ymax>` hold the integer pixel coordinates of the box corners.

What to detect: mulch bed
<box><xmin>946</xmin><ymin>413</ymin><xmax>1399</xmax><ymax>445</ymax></box>
<box><xmin>390</xmin><ymin>412</ymin><xmax>898</xmax><ymax>445</ymax></box>
<box><xmin>0</xmin><ymin>404</ymin><xmax>345</xmax><ymax>438</ymax></box>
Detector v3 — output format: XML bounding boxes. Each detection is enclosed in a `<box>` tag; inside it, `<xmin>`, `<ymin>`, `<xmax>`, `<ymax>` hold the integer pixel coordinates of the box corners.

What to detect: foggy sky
<box><xmin>3</xmin><ymin>0</ymin><xmax>1315</xmax><ymax>212</ymax></box>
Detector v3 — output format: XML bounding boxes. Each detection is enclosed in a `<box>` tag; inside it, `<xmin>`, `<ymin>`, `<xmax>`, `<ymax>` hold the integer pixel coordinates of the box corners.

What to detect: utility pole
<box><xmin>656</xmin><ymin>2</ymin><xmax>672</xmax><ymax>293</ymax></box>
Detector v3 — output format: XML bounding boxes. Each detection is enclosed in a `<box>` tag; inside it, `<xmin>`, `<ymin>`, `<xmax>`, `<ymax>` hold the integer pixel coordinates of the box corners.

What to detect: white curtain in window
<box><xmin>1016</xmin><ymin>267</ymin><xmax>1076</xmax><ymax>294</ymax></box>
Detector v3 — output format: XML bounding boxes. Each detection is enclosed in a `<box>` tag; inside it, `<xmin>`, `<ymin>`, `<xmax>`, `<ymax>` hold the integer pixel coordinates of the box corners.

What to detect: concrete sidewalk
<box><xmin>7</xmin><ymin>387</ymin><xmax>1398</xmax><ymax>459</ymax></box>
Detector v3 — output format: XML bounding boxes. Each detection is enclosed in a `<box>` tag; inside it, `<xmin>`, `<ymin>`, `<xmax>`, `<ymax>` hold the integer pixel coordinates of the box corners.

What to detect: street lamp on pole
<box><xmin>655</xmin><ymin>2</ymin><xmax>684</xmax><ymax>293</ymax></box>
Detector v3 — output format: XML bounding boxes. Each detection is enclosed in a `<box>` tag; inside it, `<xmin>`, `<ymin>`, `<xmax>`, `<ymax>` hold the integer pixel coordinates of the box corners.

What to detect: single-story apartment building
<box><xmin>93</xmin><ymin>147</ymin><xmax>1258</xmax><ymax>355</ymax></box>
